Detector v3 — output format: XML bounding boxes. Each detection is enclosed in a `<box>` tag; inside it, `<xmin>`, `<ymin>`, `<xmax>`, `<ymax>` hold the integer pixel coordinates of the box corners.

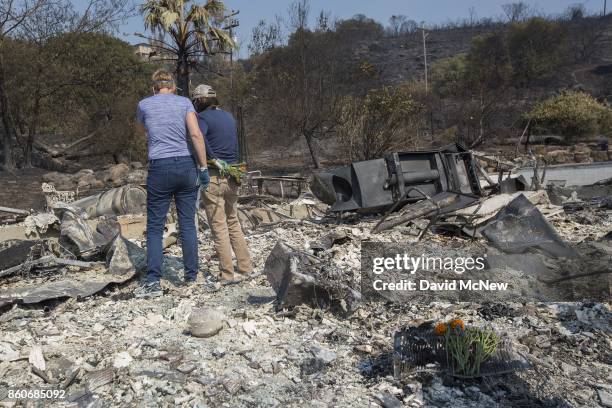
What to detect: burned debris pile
<box><xmin>264</xmin><ymin>241</ymin><xmax>361</xmax><ymax>314</ymax></box>
<box><xmin>0</xmin><ymin>145</ymin><xmax>610</xmax><ymax>407</ymax></box>
<box><xmin>0</xmin><ymin>183</ymin><xmax>151</xmax><ymax>307</ymax></box>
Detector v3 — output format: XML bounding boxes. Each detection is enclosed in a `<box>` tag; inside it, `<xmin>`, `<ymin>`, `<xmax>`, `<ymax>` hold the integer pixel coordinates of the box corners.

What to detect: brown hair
<box><xmin>152</xmin><ymin>69</ymin><xmax>175</xmax><ymax>91</ymax></box>
<box><xmin>194</xmin><ymin>96</ymin><xmax>220</xmax><ymax>112</ymax></box>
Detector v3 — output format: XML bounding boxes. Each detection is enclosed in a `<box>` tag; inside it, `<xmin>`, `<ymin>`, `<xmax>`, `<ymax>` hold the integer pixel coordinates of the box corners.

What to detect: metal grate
<box><xmin>393</xmin><ymin>326</ymin><xmax>532</xmax><ymax>380</ymax></box>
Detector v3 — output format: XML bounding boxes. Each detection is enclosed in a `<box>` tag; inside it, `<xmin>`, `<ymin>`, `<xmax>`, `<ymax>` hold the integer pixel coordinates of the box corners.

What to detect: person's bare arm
<box><xmin>186</xmin><ymin>111</ymin><xmax>207</xmax><ymax>167</ymax></box>
<box><xmin>135</xmin><ymin>122</ymin><xmax>146</xmax><ymax>139</ymax></box>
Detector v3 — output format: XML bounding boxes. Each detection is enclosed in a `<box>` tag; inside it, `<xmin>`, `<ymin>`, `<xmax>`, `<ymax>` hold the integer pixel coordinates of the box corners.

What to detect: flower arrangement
<box><xmin>433</xmin><ymin>319</ymin><xmax>500</xmax><ymax>377</ymax></box>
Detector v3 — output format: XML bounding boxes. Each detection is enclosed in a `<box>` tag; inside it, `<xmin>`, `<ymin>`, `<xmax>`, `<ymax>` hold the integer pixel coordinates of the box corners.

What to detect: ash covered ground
<box><xmin>0</xmin><ymin>186</ymin><xmax>611</xmax><ymax>408</ymax></box>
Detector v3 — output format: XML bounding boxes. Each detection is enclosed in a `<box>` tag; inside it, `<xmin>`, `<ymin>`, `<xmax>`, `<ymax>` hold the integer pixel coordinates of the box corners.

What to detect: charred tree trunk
<box><xmin>176</xmin><ymin>51</ymin><xmax>190</xmax><ymax>98</ymax></box>
<box><xmin>24</xmin><ymin>71</ymin><xmax>42</xmax><ymax>168</ymax></box>
<box><xmin>0</xmin><ymin>55</ymin><xmax>16</xmax><ymax>169</ymax></box>
<box><xmin>23</xmin><ymin>93</ymin><xmax>40</xmax><ymax>168</ymax></box>
<box><xmin>1</xmin><ymin>124</ymin><xmax>13</xmax><ymax>169</ymax></box>
<box><xmin>303</xmin><ymin>130</ymin><xmax>320</xmax><ymax>169</ymax></box>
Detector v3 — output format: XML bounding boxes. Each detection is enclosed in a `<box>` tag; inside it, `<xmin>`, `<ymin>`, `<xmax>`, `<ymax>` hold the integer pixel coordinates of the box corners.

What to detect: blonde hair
<box><xmin>152</xmin><ymin>69</ymin><xmax>175</xmax><ymax>91</ymax></box>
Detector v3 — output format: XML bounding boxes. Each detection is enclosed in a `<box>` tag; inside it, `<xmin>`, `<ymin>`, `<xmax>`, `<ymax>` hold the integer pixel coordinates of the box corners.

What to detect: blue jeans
<box><xmin>146</xmin><ymin>156</ymin><xmax>199</xmax><ymax>283</ymax></box>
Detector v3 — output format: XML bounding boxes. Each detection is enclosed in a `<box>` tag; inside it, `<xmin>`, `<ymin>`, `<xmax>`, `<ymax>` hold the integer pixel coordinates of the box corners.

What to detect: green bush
<box><xmin>507</xmin><ymin>18</ymin><xmax>566</xmax><ymax>85</ymax></box>
<box><xmin>528</xmin><ymin>91</ymin><xmax>612</xmax><ymax>140</ymax></box>
<box><xmin>338</xmin><ymin>85</ymin><xmax>424</xmax><ymax>160</ymax></box>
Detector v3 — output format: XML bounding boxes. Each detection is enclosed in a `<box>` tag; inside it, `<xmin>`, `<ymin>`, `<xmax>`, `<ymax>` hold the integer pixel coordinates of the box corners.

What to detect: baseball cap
<box><xmin>192</xmin><ymin>84</ymin><xmax>217</xmax><ymax>100</ymax></box>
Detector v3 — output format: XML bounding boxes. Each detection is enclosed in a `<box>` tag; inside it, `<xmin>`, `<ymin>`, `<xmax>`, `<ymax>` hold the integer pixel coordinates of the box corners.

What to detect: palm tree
<box><xmin>140</xmin><ymin>0</ymin><xmax>234</xmax><ymax>96</ymax></box>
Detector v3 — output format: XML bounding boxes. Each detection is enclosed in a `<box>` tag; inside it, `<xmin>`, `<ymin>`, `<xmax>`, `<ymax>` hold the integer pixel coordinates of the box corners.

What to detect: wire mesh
<box><xmin>393</xmin><ymin>325</ymin><xmax>532</xmax><ymax>380</ymax></box>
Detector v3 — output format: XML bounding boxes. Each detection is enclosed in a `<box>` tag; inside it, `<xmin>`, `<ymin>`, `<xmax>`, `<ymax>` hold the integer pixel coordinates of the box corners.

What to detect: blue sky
<box><xmin>88</xmin><ymin>0</ymin><xmax>605</xmax><ymax>55</ymax></box>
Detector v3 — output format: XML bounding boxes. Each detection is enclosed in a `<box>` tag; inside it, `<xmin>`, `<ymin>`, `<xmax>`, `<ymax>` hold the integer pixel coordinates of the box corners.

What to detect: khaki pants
<box><xmin>202</xmin><ymin>174</ymin><xmax>253</xmax><ymax>280</ymax></box>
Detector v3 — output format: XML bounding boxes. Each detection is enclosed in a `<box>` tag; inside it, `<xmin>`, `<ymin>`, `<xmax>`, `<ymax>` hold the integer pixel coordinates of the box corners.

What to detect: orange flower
<box><xmin>434</xmin><ymin>323</ymin><xmax>448</xmax><ymax>336</ymax></box>
<box><xmin>449</xmin><ymin>319</ymin><xmax>465</xmax><ymax>331</ymax></box>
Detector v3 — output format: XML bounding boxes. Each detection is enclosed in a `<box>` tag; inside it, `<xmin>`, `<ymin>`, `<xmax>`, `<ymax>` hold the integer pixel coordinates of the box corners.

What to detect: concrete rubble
<box><xmin>0</xmin><ymin>157</ymin><xmax>610</xmax><ymax>407</ymax></box>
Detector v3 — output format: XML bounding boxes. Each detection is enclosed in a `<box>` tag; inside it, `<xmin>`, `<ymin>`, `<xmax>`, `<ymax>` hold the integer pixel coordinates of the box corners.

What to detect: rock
<box><xmin>113</xmin><ymin>351</ymin><xmax>133</xmax><ymax>368</ymax></box>
<box><xmin>176</xmin><ymin>362</ymin><xmax>196</xmax><ymax>374</ymax></box>
<box><xmin>310</xmin><ymin>346</ymin><xmax>337</xmax><ymax>364</ymax></box>
<box><xmin>131</xmin><ymin>162</ymin><xmax>144</xmax><ymax>169</ymax></box>
<box><xmin>187</xmin><ymin>309</ymin><xmax>226</xmax><ymax>338</ymax></box>
<box><xmin>573</xmin><ymin>143</ymin><xmax>591</xmax><ymax>156</ymax></box>
<box><xmin>599</xmin><ymin>389</ymin><xmax>612</xmax><ymax>408</ymax></box>
<box><xmin>573</xmin><ymin>152</ymin><xmax>592</xmax><ymax>163</ymax></box>
<box><xmin>374</xmin><ymin>392</ymin><xmax>402</xmax><ymax>408</ymax></box>
<box><xmin>126</xmin><ymin>169</ymin><xmax>147</xmax><ymax>185</ymax></box>
<box><xmin>43</xmin><ymin>171</ymin><xmax>75</xmax><ymax>190</ymax></box>
<box><xmin>42</xmin><ymin>171</ymin><xmax>60</xmax><ymax>182</ymax></box>
<box><xmin>592</xmin><ymin>151</ymin><xmax>610</xmax><ymax>162</ymax></box>
<box><xmin>76</xmin><ymin>169</ymin><xmax>94</xmax><ymax>177</ymax></box>
<box><xmin>242</xmin><ymin>321</ymin><xmax>258</xmax><ymax>337</ymax></box>
<box><xmin>108</xmin><ymin>163</ymin><xmax>130</xmax><ymax>186</ymax></box>
<box><xmin>354</xmin><ymin>344</ymin><xmax>373</xmax><ymax>354</ymax></box>
<box><xmin>75</xmin><ymin>169</ymin><xmax>97</xmax><ymax>188</ymax></box>
<box><xmin>573</xmin><ymin>144</ymin><xmax>591</xmax><ymax>154</ymax></box>
<box><xmin>546</xmin><ymin>150</ymin><xmax>571</xmax><ymax>164</ymax></box>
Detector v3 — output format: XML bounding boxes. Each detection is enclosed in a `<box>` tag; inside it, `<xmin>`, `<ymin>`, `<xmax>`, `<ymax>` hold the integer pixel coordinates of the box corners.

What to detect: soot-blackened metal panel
<box><xmin>311</xmin><ymin>143</ymin><xmax>482</xmax><ymax>212</ymax></box>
